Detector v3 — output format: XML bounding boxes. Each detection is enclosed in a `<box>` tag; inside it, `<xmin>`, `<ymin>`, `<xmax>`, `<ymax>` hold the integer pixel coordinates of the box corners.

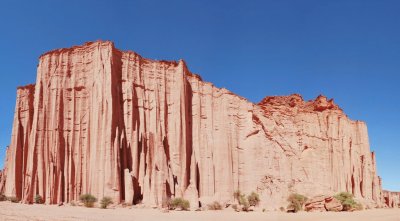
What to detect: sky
<box><xmin>0</xmin><ymin>0</ymin><xmax>399</xmax><ymax>191</ymax></box>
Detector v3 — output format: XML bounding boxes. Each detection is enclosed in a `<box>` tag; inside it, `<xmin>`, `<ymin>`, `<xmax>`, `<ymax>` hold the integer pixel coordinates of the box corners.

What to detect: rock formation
<box><xmin>305</xmin><ymin>195</ymin><xmax>343</xmax><ymax>212</ymax></box>
<box><xmin>324</xmin><ymin>197</ymin><xmax>344</xmax><ymax>212</ymax></box>
<box><xmin>0</xmin><ymin>41</ymin><xmax>389</xmax><ymax>209</ymax></box>
<box><xmin>383</xmin><ymin>191</ymin><xmax>400</xmax><ymax>208</ymax></box>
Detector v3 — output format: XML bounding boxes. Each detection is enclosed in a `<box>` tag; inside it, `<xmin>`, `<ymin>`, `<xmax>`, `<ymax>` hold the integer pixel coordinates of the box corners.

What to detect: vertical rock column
<box><xmin>2</xmin><ymin>85</ymin><xmax>34</xmax><ymax>199</ymax></box>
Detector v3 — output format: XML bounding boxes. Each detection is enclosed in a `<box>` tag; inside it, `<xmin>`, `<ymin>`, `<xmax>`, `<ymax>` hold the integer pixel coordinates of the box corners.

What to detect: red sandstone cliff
<box><xmin>0</xmin><ymin>41</ymin><xmax>387</xmax><ymax>209</ymax></box>
<box><xmin>383</xmin><ymin>191</ymin><xmax>400</xmax><ymax>208</ymax></box>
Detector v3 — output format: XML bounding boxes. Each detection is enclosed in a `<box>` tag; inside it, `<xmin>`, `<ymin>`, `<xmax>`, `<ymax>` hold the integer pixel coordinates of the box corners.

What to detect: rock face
<box><xmin>0</xmin><ymin>41</ymin><xmax>387</xmax><ymax>209</ymax></box>
<box><xmin>383</xmin><ymin>191</ymin><xmax>400</xmax><ymax>208</ymax></box>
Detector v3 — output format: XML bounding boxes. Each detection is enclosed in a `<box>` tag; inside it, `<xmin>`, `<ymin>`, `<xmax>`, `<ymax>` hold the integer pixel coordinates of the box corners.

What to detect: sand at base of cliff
<box><xmin>0</xmin><ymin>202</ymin><xmax>399</xmax><ymax>221</ymax></box>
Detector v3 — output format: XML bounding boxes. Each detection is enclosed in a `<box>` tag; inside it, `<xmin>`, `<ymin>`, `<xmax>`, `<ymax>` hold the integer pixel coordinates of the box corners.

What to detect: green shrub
<box><xmin>247</xmin><ymin>192</ymin><xmax>260</xmax><ymax>207</ymax></box>
<box><xmin>233</xmin><ymin>190</ymin><xmax>242</xmax><ymax>201</ymax></box>
<box><xmin>79</xmin><ymin>194</ymin><xmax>97</xmax><ymax>208</ymax></box>
<box><xmin>0</xmin><ymin>194</ymin><xmax>6</xmax><ymax>201</ymax></box>
<box><xmin>354</xmin><ymin>203</ymin><xmax>363</xmax><ymax>211</ymax></box>
<box><xmin>168</xmin><ymin>198</ymin><xmax>190</xmax><ymax>211</ymax></box>
<box><xmin>34</xmin><ymin>194</ymin><xmax>43</xmax><ymax>204</ymax></box>
<box><xmin>334</xmin><ymin>192</ymin><xmax>353</xmax><ymax>203</ymax></box>
<box><xmin>334</xmin><ymin>192</ymin><xmax>360</xmax><ymax>211</ymax></box>
<box><xmin>287</xmin><ymin>193</ymin><xmax>307</xmax><ymax>213</ymax></box>
<box><xmin>207</xmin><ymin>201</ymin><xmax>223</xmax><ymax>210</ymax></box>
<box><xmin>239</xmin><ymin>194</ymin><xmax>250</xmax><ymax>211</ymax></box>
<box><xmin>100</xmin><ymin>197</ymin><xmax>113</xmax><ymax>209</ymax></box>
<box><xmin>7</xmin><ymin>196</ymin><xmax>20</xmax><ymax>203</ymax></box>
<box><xmin>234</xmin><ymin>191</ymin><xmax>261</xmax><ymax>212</ymax></box>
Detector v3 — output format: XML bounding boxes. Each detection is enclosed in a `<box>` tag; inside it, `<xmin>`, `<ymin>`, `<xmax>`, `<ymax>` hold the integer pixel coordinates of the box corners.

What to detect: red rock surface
<box><xmin>305</xmin><ymin>195</ymin><xmax>343</xmax><ymax>212</ymax></box>
<box><xmin>383</xmin><ymin>191</ymin><xmax>400</xmax><ymax>208</ymax></box>
<box><xmin>324</xmin><ymin>197</ymin><xmax>343</xmax><ymax>212</ymax></box>
<box><xmin>0</xmin><ymin>41</ymin><xmax>389</xmax><ymax>209</ymax></box>
<box><xmin>305</xmin><ymin>195</ymin><xmax>328</xmax><ymax>212</ymax></box>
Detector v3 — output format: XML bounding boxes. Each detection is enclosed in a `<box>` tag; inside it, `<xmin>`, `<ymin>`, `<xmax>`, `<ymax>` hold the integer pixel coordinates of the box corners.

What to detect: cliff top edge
<box><xmin>29</xmin><ymin>41</ymin><xmax>348</xmax><ymax>116</ymax></box>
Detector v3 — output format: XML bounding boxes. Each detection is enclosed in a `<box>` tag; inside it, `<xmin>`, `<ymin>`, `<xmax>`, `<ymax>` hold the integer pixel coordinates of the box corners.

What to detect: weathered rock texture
<box><xmin>305</xmin><ymin>195</ymin><xmax>343</xmax><ymax>212</ymax></box>
<box><xmin>0</xmin><ymin>41</ymin><xmax>388</xmax><ymax>209</ymax></box>
<box><xmin>383</xmin><ymin>191</ymin><xmax>400</xmax><ymax>208</ymax></box>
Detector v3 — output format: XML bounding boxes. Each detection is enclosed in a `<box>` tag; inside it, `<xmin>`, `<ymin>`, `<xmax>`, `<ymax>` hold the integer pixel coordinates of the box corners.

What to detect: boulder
<box><xmin>305</xmin><ymin>195</ymin><xmax>327</xmax><ymax>212</ymax></box>
<box><xmin>324</xmin><ymin>197</ymin><xmax>343</xmax><ymax>212</ymax></box>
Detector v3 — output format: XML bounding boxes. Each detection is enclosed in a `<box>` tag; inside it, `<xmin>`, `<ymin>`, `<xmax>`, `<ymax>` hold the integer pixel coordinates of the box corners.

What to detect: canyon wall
<box><xmin>0</xmin><ymin>41</ymin><xmax>386</xmax><ymax>208</ymax></box>
<box><xmin>383</xmin><ymin>191</ymin><xmax>400</xmax><ymax>208</ymax></box>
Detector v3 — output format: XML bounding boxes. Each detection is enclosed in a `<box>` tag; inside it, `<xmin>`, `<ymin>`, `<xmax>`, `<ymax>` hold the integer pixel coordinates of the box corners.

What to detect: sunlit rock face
<box><xmin>383</xmin><ymin>191</ymin><xmax>400</xmax><ymax>208</ymax></box>
<box><xmin>0</xmin><ymin>41</ymin><xmax>386</xmax><ymax>209</ymax></box>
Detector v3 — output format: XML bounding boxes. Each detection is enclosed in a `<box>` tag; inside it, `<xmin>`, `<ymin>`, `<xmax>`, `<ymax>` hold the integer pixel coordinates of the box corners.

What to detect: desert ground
<box><xmin>0</xmin><ymin>202</ymin><xmax>399</xmax><ymax>221</ymax></box>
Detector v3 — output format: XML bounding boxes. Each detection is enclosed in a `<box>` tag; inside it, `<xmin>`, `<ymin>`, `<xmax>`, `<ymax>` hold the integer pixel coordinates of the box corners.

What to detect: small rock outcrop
<box><xmin>305</xmin><ymin>195</ymin><xmax>343</xmax><ymax>212</ymax></box>
<box><xmin>305</xmin><ymin>195</ymin><xmax>327</xmax><ymax>212</ymax></box>
<box><xmin>0</xmin><ymin>41</ymin><xmax>388</xmax><ymax>209</ymax></box>
<box><xmin>324</xmin><ymin>197</ymin><xmax>343</xmax><ymax>212</ymax></box>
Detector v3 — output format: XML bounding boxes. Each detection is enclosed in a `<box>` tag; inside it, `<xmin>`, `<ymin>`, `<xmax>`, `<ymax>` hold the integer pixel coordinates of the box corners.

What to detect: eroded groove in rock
<box><xmin>0</xmin><ymin>41</ymin><xmax>392</xmax><ymax>208</ymax></box>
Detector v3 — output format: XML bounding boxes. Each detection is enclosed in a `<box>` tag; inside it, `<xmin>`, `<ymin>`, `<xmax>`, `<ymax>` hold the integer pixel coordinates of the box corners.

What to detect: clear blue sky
<box><xmin>0</xmin><ymin>0</ymin><xmax>399</xmax><ymax>191</ymax></box>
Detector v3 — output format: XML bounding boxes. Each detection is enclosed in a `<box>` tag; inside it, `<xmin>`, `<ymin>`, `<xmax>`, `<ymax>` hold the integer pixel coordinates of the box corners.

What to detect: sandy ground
<box><xmin>0</xmin><ymin>202</ymin><xmax>399</xmax><ymax>221</ymax></box>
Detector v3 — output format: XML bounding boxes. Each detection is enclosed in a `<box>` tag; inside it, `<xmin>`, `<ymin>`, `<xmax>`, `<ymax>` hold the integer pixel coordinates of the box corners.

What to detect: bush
<box><xmin>79</xmin><ymin>194</ymin><xmax>97</xmax><ymax>208</ymax></box>
<box><xmin>234</xmin><ymin>191</ymin><xmax>261</xmax><ymax>212</ymax></box>
<box><xmin>334</xmin><ymin>192</ymin><xmax>360</xmax><ymax>211</ymax></box>
<box><xmin>34</xmin><ymin>194</ymin><xmax>43</xmax><ymax>204</ymax></box>
<box><xmin>239</xmin><ymin>194</ymin><xmax>250</xmax><ymax>211</ymax></box>
<box><xmin>207</xmin><ymin>201</ymin><xmax>223</xmax><ymax>210</ymax></box>
<box><xmin>168</xmin><ymin>198</ymin><xmax>190</xmax><ymax>211</ymax></box>
<box><xmin>334</xmin><ymin>192</ymin><xmax>353</xmax><ymax>201</ymax></box>
<box><xmin>233</xmin><ymin>190</ymin><xmax>242</xmax><ymax>201</ymax></box>
<box><xmin>7</xmin><ymin>196</ymin><xmax>20</xmax><ymax>203</ymax></box>
<box><xmin>100</xmin><ymin>197</ymin><xmax>113</xmax><ymax>209</ymax></box>
<box><xmin>354</xmin><ymin>203</ymin><xmax>363</xmax><ymax>211</ymax></box>
<box><xmin>287</xmin><ymin>193</ymin><xmax>307</xmax><ymax>213</ymax></box>
<box><xmin>0</xmin><ymin>194</ymin><xmax>6</xmax><ymax>202</ymax></box>
<box><xmin>247</xmin><ymin>192</ymin><xmax>260</xmax><ymax>207</ymax></box>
